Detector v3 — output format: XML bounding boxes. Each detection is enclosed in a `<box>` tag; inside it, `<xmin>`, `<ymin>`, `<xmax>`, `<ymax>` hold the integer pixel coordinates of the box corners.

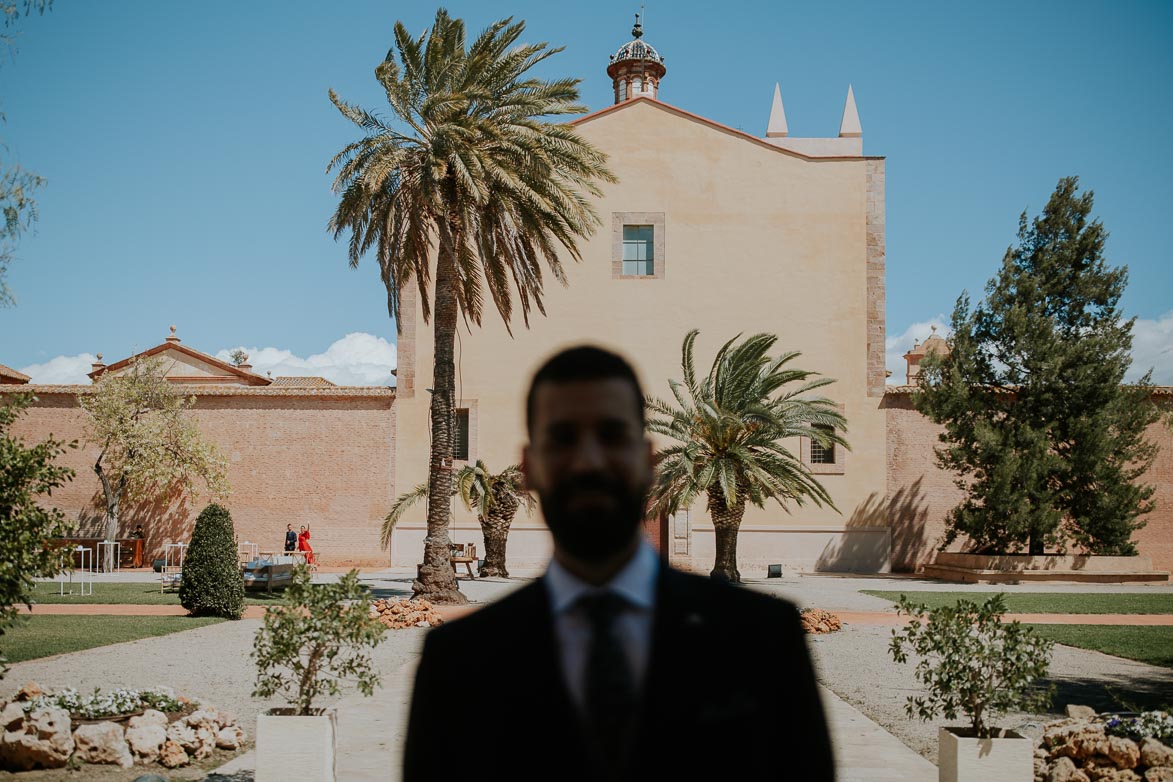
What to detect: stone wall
<box><xmin>3</xmin><ymin>387</ymin><xmax>396</xmax><ymax>567</ymax></box>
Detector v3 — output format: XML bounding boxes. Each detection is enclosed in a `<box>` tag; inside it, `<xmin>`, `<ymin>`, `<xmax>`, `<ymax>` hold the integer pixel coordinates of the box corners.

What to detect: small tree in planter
<box><xmin>889</xmin><ymin>594</ymin><xmax>1053</xmax><ymax>782</ymax></box>
<box><xmin>250</xmin><ymin>567</ymin><xmax>383</xmax><ymax>782</ymax></box>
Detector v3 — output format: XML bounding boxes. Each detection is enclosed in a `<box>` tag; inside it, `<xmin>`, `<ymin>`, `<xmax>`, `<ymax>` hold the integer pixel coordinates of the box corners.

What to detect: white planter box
<box><xmin>938</xmin><ymin>726</ymin><xmax>1031</xmax><ymax>782</ymax></box>
<box><xmin>255</xmin><ymin>709</ymin><xmax>336</xmax><ymax>782</ymax></box>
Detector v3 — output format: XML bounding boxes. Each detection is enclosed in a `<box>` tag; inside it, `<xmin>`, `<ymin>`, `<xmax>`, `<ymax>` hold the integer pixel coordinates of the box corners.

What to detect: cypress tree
<box><xmin>180</xmin><ymin>503</ymin><xmax>245</xmax><ymax>618</ymax></box>
<box><xmin>917</xmin><ymin>177</ymin><xmax>1158</xmax><ymax>556</ymax></box>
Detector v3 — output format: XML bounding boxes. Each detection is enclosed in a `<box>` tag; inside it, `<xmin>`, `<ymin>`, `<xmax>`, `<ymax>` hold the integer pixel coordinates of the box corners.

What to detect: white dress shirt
<box><xmin>544</xmin><ymin>541</ymin><xmax>660</xmax><ymax>709</ymax></box>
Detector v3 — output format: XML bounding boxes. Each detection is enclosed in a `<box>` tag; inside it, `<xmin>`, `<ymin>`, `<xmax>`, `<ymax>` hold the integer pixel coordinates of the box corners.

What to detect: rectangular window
<box><xmin>622</xmin><ymin>225</ymin><xmax>654</xmax><ymax>276</ymax></box>
<box><xmin>453</xmin><ymin>408</ymin><xmax>470</xmax><ymax>461</ymax></box>
<box><xmin>810</xmin><ymin>424</ymin><xmax>835</xmax><ymax>465</ymax></box>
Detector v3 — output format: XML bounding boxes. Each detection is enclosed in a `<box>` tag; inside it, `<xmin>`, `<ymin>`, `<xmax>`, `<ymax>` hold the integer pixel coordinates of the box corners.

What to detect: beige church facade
<box><xmin>392</xmin><ymin>98</ymin><xmax>890</xmax><ymax>573</ymax></box>
<box><xmin>4</xmin><ymin>23</ymin><xmax>1171</xmax><ymax>575</ymax></box>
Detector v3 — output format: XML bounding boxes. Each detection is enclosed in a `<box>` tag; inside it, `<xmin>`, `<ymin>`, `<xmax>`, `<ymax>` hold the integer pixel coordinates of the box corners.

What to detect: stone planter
<box><xmin>938</xmin><ymin>726</ymin><xmax>1031</xmax><ymax>782</ymax></box>
<box><xmin>255</xmin><ymin>709</ymin><xmax>336</xmax><ymax>782</ymax></box>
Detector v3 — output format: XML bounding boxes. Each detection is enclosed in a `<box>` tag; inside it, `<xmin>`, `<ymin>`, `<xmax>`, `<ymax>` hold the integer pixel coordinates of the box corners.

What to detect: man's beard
<box><xmin>539</xmin><ymin>472</ymin><xmax>649</xmax><ymax>562</ymax></box>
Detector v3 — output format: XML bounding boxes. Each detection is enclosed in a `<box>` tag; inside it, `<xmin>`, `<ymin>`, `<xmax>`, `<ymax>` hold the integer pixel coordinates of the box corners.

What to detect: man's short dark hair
<box><xmin>525</xmin><ymin>345</ymin><xmax>645</xmax><ymax>434</ymax></box>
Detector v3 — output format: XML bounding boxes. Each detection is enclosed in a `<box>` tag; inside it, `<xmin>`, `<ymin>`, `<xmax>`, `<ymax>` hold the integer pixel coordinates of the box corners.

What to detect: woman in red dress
<box><xmin>297</xmin><ymin>525</ymin><xmax>316</xmax><ymax>567</ymax></box>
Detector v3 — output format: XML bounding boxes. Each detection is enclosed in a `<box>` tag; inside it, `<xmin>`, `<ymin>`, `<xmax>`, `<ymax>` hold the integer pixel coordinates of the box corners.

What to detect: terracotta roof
<box><xmin>0</xmin><ymin>363</ymin><xmax>31</xmax><ymax>383</ymax></box>
<box><xmin>0</xmin><ymin>384</ymin><xmax>393</xmax><ymax>398</ymax></box>
<box><xmin>270</xmin><ymin>376</ymin><xmax>338</xmax><ymax>387</ymax></box>
<box><xmin>91</xmin><ymin>339</ymin><xmax>271</xmax><ymax>386</ymax></box>
<box><xmin>570</xmin><ymin>96</ymin><xmax>883</xmax><ymax>163</ymax></box>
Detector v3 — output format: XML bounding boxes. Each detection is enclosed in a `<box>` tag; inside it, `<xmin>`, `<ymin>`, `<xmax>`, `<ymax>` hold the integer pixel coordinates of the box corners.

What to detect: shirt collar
<box><xmin>545</xmin><ymin>539</ymin><xmax>660</xmax><ymax>615</ymax></box>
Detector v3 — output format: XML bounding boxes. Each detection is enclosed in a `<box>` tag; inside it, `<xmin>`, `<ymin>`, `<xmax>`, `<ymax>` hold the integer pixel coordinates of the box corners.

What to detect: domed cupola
<box><xmin>607</xmin><ymin>13</ymin><xmax>666</xmax><ymax>104</ymax></box>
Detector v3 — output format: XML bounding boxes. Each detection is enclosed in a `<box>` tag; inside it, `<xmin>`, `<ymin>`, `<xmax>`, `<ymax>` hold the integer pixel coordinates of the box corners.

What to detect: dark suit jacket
<box><xmin>404</xmin><ymin>566</ymin><xmax>834</xmax><ymax>781</ymax></box>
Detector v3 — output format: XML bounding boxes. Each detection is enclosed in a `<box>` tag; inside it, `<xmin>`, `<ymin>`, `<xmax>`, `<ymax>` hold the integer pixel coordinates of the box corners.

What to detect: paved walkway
<box><xmin>211</xmin><ymin>660</ymin><xmax>937</xmax><ymax>782</ymax></box>
<box><xmin>25</xmin><ymin>569</ymin><xmax>1170</xmax><ymax>780</ymax></box>
<box><xmin>22</xmin><ymin>603</ymin><xmax>1173</xmax><ymax>626</ymax></box>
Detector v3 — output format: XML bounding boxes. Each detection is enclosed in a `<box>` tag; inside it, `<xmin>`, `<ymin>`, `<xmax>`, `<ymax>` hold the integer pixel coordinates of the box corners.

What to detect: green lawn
<box><xmin>861</xmin><ymin>591</ymin><xmax>1173</xmax><ymax>615</ymax></box>
<box><xmin>30</xmin><ymin>582</ymin><xmax>291</xmax><ymax>606</ymax></box>
<box><xmin>1025</xmin><ymin>625</ymin><xmax>1173</xmax><ymax>669</ymax></box>
<box><xmin>1</xmin><ymin>615</ymin><xmax>226</xmax><ymax>663</ymax></box>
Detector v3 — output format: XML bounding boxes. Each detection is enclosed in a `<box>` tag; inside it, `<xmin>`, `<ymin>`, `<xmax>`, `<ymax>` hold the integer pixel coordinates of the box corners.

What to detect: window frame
<box><xmin>449</xmin><ymin>400</ymin><xmax>478</xmax><ymax>465</ymax></box>
<box><xmin>612</xmin><ymin>212</ymin><xmax>665</xmax><ymax>280</ymax></box>
<box><xmin>800</xmin><ymin>406</ymin><xmax>845</xmax><ymax>475</ymax></box>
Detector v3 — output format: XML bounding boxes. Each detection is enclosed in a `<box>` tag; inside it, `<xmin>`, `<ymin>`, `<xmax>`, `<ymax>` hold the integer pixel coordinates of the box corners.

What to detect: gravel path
<box><xmin>5</xmin><ymin>572</ymin><xmax>1171</xmax><ymax>777</ymax></box>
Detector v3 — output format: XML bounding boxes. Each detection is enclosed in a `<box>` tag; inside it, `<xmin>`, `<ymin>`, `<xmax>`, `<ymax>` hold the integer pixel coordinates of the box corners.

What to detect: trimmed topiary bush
<box><xmin>180</xmin><ymin>503</ymin><xmax>244</xmax><ymax>619</ymax></box>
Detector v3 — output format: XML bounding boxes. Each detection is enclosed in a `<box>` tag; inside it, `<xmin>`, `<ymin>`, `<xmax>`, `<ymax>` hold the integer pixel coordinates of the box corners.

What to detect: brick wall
<box><xmin>885</xmin><ymin>392</ymin><xmax>1173</xmax><ymax>574</ymax></box>
<box><xmin>4</xmin><ymin>388</ymin><xmax>396</xmax><ymax>567</ymax></box>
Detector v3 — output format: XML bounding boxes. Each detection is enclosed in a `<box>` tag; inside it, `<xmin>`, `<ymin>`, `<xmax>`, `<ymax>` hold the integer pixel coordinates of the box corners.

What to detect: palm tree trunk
<box><xmin>411</xmin><ymin>241</ymin><xmax>467</xmax><ymax>605</ymax></box>
<box><xmin>479</xmin><ymin>525</ymin><xmax>509</xmax><ymax>578</ymax></box>
<box><xmin>478</xmin><ymin>491</ymin><xmax>518</xmax><ymax>577</ymax></box>
<box><xmin>708</xmin><ymin>490</ymin><xmax>746</xmax><ymax>582</ymax></box>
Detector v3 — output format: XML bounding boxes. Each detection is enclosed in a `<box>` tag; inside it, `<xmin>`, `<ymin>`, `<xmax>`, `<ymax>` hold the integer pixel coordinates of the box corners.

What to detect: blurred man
<box><xmin>404</xmin><ymin>346</ymin><xmax>834</xmax><ymax>781</ymax></box>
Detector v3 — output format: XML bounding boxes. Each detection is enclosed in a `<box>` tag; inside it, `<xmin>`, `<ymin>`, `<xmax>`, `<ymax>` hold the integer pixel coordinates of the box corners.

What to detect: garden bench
<box><xmin>450</xmin><ymin>543</ymin><xmax>477</xmax><ymax>579</ymax></box>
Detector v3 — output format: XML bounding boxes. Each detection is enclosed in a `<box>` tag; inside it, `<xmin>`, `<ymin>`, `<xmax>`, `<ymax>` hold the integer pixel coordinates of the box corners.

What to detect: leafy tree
<box><xmin>327</xmin><ymin>10</ymin><xmax>615</xmax><ymax>603</ymax></box>
<box><xmin>916</xmin><ymin>177</ymin><xmax>1158</xmax><ymax>555</ymax></box>
<box><xmin>78</xmin><ymin>356</ymin><xmax>230</xmax><ymax>562</ymax></box>
<box><xmin>179</xmin><ymin>503</ymin><xmax>244</xmax><ymax>619</ymax></box>
<box><xmin>228</xmin><ymin>349</ymin><xmax>247</xmax><ymax>367</ymax></box>
<box><xmin>381</xmin><ymin>460</ymin><xmax>532</xmax><ymax>578</ymax></box>
<box><xmin>0</xmin><ymin>0</ymin><xmax>52</xmax><ymax>307</ymax></box>
<box><xmin>251</xmin><ymin>567</ymin><xmax>383</xmax><ymax>715</ymax></box>
<box><xmin>0</xmin><ymin>393</ymin><xmax>74</xmax><ymax>675</ymax></box>
<box><xmin>647</xmin><ymin>330</ymin><xmax>848</xmax><ymax>582</ymax></box>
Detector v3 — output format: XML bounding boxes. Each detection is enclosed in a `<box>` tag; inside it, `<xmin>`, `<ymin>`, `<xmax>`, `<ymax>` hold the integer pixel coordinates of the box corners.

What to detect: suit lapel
<box><xmin>511</xmin><ymin>578</ymin><xmax>591</xmax><ymax>755</ymax></box>
<box><xmin>637</xmin><ymin>568</ymin><xmax>708</xmax><ymax>735</ymax></box>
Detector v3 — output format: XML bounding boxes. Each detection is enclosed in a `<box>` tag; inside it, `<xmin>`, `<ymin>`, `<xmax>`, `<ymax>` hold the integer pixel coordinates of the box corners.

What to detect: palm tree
<box><xmin>456</xmin><ymin>462</ymin><xmax>532</xmax><ymax>577</ymax></box>
<box><xmin>327</xmin><ymin>10</ymin><xmax>615</xmax><ymax>603</ymax></box>
<box><xmin>381</xmin><ymin>461</ymin><xmax>533</xmax><ymax>578</ymax></box>
<box><xmin>647</xmin><ymin>330</ymin><xmax>849</xmax><ymax>582</ymax></box>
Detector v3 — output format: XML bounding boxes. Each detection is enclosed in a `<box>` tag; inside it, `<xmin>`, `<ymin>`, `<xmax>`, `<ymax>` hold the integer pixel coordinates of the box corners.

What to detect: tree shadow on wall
<box><xmin>123</xmin><ymin>493</ymin><xmax>196</xmax><ymax>562</ymax></box>
<box><xmin>815</xmin><ymin>479</ymin><xmax>935</xmax><ymax>573</ymax></box>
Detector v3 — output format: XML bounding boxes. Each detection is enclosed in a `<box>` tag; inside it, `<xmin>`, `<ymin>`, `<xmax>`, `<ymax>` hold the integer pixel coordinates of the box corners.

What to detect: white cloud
<box><xmin>885</xmin><ymin>316</ymin><xmax>950</xmax><ymax>384</ymax></box>
<box><xmin>1129</xmin><ymin>310</ymin><xmax>1173</xmax><ymax>385</ymax></box>
<box><xmin>19</xmin><ymin>353</ymin><xmax>97</xmax><ymax>384</ymax></box>
<box><xmin>215</xmin><ymin>332</ymin><xmax>397</xmax><ymax>387</ymax></box>
<box><xmin>887</xmin><ymin>312</ymin><xmax>1173</xmax><ymax>387</ymax></box>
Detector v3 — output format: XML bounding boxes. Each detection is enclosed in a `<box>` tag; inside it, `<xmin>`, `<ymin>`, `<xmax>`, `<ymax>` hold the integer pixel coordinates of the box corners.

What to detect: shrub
<box><xmin>888</xmin><ymin>593</ymin><xmax>1053</xmax><ymax>738</ymax></box>
<box><xmin>251</xmin><ymin>567</ymin><xmax>383</xmax><ymax>715</ymax></box>
<box><xmin>1104</xmin><ymin>711</ymin><xmax>1173</xmax><ymax>744</ymax></box>
<box><xmin>179</xmin><ymin>503</ymin><xmax>244</xmax><ymax>618</ymax></box>
<box><xmin>26</xmin><ymin>686</ymin><xmax>184</xmax><ymax>719</ymax></box>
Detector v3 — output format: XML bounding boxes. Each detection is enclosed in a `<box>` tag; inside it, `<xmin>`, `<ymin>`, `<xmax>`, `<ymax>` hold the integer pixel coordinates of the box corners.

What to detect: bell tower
<box><xmin>606</xmin><ymin>13</ymin><xmax>666</xmax><ymax>104</ymax></box>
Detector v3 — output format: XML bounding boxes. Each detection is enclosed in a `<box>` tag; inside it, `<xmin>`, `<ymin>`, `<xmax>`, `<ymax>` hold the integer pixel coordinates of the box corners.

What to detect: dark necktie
<box><xmin>578</xmin><ymin>592</ymin><xmax>636</xmax><ymax>778</ymax></box>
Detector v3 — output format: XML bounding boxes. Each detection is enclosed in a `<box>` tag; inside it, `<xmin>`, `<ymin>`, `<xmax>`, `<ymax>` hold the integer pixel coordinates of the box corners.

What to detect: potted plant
<box><xmin>250</xmin><ymin>566</ymin><xmax>384</xmax><ymax>782</ymax></box>
<box><xmin>888</xmin><ymin>594</ymin><xmax>1053</xmax><ymax>782</ymax></box>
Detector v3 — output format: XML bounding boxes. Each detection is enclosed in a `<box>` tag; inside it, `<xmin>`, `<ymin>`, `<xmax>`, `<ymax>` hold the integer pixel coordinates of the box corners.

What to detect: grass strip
<box><xmin>1023</xmin><ymin>624</ymin><xmax>1173</xmax><ymax>669</ymax></box>
<box><xmin>31</xmin><ymin>582</ymin><xmax>293</xmax><ymax>606</ymax></box>
<box><xmin>1</xmin><ymin>615</ymin><xmax>226</xmax><ymax>663</ymax></box>
<box><xmin>861</xmin><ymin>590</ymin><xmax>1173</xmax><ymax>615</ymax></box>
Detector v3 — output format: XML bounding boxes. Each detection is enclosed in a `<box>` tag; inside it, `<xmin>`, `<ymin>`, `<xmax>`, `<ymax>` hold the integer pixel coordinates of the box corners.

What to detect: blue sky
<box><xmin>2</xmin><ymin>0</ymin><xmax>1171</xmax><ymax>385</ymax></box>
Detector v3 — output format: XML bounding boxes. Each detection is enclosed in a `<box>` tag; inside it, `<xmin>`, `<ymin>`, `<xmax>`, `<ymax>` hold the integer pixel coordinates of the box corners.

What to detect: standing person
<box><xmin>297</xmin><ymin>525</ymin><xmax>316</xmax><ymax>567</ymax></box>
<box><xmin>404</xmin><ymin>346</ymin><xmax>834</xmax><ymax>781</ymax></box>
<box><xmin>284</xmin><ymin>524</ymin><xmax>297</xmax><ymax>553</ymax></box>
